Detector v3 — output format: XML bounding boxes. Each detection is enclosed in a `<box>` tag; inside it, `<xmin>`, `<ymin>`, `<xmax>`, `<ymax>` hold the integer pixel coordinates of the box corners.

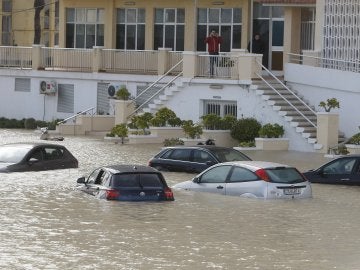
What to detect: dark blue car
<box><xmin>76</xmin><ymin>165</ymin><xmax>174</xmax><ymax>201</ymax></box>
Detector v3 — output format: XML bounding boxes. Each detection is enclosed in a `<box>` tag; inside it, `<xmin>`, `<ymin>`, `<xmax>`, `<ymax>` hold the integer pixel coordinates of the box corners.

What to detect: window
<box><xmin>2</xmin><ymin>15</ymin><xmax>11</xmax><ymax>45</ymax></box>
<box><xmin>229</xmin><ymin>167</ymin><xmax>258</xmax><ymax>182</ymax></box>
<box><xmin>323</xmin><ymin>158</ymin><xmax>357</xmax><ymax>175</ymax></box>
<box><xmin>197</xmin><ymin>8</ymin><xmax>242</xmax><ymax>52</ymax></box>
<box><xmin>139</xmin><ymin>174</ymin><xmax>163</xmax><ymax>188</ymax></box>
<box><xmin>116</xmin><ymin>8</ymin><xmax>145</xmax><ymax>50</ymax></box>
<box><xmin>66</xmin><ymin>8</ymin><xmax>104</xmax><ymax>48</ymax></box>
<box><xmin>2</xmin><ymin>0</ymin><xmax>12</xmax><ymax>12</ymax></box>
<box><xmin>154</xmin><ymin>8</ymin><xmax>184</xmax><ymax>51</ymax></box>
<box><xmin>200</xmin><ymin>165</ymin><xmax>231</xmax><ymax>183</ymax></box>
<box><xmin>193</xmin><ymin>150</ymin><xmax>215</xmax><ymax>163</ymax></box>
<box><xmin>43</xmin><ymin>147</ymin><xmax>64</xmax><ymax>160</ymax></box>
<box><xmin>300</xmin><ymin>8</ymin><xmax>315</xmax><ymax>51</ymax></box>
<box><xmin>169</xmin><ymin>149</ymin><xmax>191</xmax><ymax>161</ymax></box>
<box><xmin>87</xmin><ymin>169</ymin><xmax>101</xmax><ymax>184</ymax></box>
<box><xmin>203</xmin><ymin>100</ymin><xmax>237</xmax><ymax>117</ymax></box>
<box><xmin>15</xmin><ymin>78</ymin><xmax>30</xmax><ymax>92</ymax></box>
<box><xmin>57</xmin><ymin>84</ymin><xmax>74</xmax><ymax>113</ymax></box>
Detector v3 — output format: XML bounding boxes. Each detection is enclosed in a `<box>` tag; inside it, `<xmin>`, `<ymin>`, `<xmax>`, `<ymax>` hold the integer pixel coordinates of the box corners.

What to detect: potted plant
<box><xmin>116</xmin><ymin>86</ymin><xmax>131</xmax><ymax>100</ymax></box>
<box><xmin>230</xmin><ymin>117</ymin><xmax>261</xmax><ymax>146</ymax></box>
<box><xmin>256</xmin><ymin>123</ymin><xmax>289</xmax><ymax>150</ymax></box>
<box><xmin>318</xmin><ymin>98</ymin><xmax>340</xmax><ymax>112</ymax></box>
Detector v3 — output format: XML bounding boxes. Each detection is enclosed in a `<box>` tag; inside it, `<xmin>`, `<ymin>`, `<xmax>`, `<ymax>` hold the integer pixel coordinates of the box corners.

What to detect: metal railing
<box><xmin>287</xmin><ymin>52</ymin><xmax>360</xmax><ymax>73</ymax></box>
<box><xmin>100</xmin><ymin>49</ymin><xmax>158</xmax><ymax>74</ymax></box>
<box><xmin>128</xmin><ymin>60</ymin><xmax>184</xmax><ymax>118</ymax></box>
<box><xmin>197</xmin><ymin>53</ymin><xmax>238</xmax><ymax>78</ymax></box>
<box><xmin>255</xmin><ymin>58</ymin><xmax>317</xmax><ymax>129</ymax></box>
<box><xmin>0</xmin><ymin>46</ymin><xmax>32</xmax><ymax>69</ymax></box>
<box><xmin>57</xmin><ymin>107</ymin><xmax>96</xmax><ymax>125</ymax></box>
<box><xmin>42</xmin><ymin>47</ymin><xmax>93</xmax><ymax>72</ymax></box>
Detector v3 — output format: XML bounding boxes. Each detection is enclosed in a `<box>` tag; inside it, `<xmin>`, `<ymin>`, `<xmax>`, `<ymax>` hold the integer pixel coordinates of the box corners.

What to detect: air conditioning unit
<box><xmin>107</xmin><ymin>84</ymin><xmax>121</xmax><ymax>97</ymax></box>
<box><xmin>40</xmin><ymin>81</ymin><xmax>57</xmax><ymax>95</ymax></box>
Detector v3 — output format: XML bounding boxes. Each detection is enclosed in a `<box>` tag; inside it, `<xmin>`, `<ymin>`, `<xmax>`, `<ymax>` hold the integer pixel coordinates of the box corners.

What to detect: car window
<box><xmin>159</xmin><ymin>149</ymin><xmax>173</xmax><ymax>159</ymax></box>
<box><xmin>0</xmin><ymin>146</ymin><xmax>29</xmax><ymax>163</ymax></box>
<box><xmin>139</xmin><ymin>174</ymin><xmax>163</xmax><ymax>188</ymax></box>
<box><xmin>169</xmin><ymin>149</ymin><xmax>192</xmax><ymax>161</ymax></box>
<box><xmin>323</xmin><ymin>158</ymin><xmax>357</xmax><ymax>175</ymax></box>
<box><xmin>228</xmin><ymin>166</ymin><xmax>258</xmax><ymax>182</ymax></box>
<box><xmin>200</xmin><ymin>165</ymin><xmax>232</xmax><ymax>183</ymax></box>
<box><xmin>87</xmin><ymin>169</ymin><xmax>101</xmax><ymax>184</ymax></box>
<box><xmin>265</xmin><ymin>167</ymin><xmax>305</xmax><ymax>184</ymax></box>
<box><xmin>193</xmin><ymin>150</ymin><xmax>215</xmax><ymax>163</ymax></box>
<box><xmin>211</xmin><ymin>148</ymin><xmax>250</xmax><ymax>162</ymax></box>
<box><xmin>112</xmin><ymin>174</ymin><xmax>139</xmax><ymax>187</ymax></box>
<box><xmin>43</xmin><ymin>147</ymin><xmax>64</xmax><ymax>160</ymax></box>
<box><xmin>29</xmin><ymin>149</ymin><xmax>44</xmax><ymax>161</ymax></box>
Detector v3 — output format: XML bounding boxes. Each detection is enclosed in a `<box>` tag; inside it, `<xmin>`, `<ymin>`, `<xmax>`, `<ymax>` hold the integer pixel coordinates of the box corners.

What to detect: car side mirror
<box><xmin>206</xmin><ymin>160</ymin><xmax>215</xmax><ymax>165</ymax></box>
<box><xmin>77</xmin><ymin>177</ymin><xmax>86</xmax><ymax>184</ymax></box>
<box><xmin>192</xmin><ymin>177</ymin><xmax>200</xmax><ymax>183</ymax></box>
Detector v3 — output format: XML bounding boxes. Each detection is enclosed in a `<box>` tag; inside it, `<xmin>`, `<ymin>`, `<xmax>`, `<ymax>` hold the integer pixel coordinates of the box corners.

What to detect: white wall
<box><xmin>285</xmin><ymin>63</ymin><xmax>360</xmax><ymax>137</ymax></box>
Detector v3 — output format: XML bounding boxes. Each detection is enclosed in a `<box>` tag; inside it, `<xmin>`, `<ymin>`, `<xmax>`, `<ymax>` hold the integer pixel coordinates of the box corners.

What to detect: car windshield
<box><xmin>211</xmin><ymin>148</ymin><xmax>251</xmax><ymax>162</ymax></box>
<box><xmin>0</xmin><ymin>146</ymin><xmax>30</xmax><ymax>163</ymax></box>
<box><xmin>265</xmin><ymin>167</ymin><xmax>305</xmax><ymax>184</ymax></box>
<box><xmin>112</xmin><ymin>173</ymin><xmax>164</xmax><ymax>188</ymax></box>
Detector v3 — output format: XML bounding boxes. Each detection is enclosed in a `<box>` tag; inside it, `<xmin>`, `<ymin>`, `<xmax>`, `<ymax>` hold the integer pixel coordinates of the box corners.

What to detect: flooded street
<box><xmin>1</xmin><ymin>129</ymin><xmax>360</xmax><ymax>269</ymax></box>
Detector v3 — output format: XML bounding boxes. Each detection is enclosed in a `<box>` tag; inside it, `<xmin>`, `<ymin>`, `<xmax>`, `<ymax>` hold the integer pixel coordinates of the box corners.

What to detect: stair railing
<box><xmin>57</xmin><ymin>107</ymin><xmax>96</xmax><ymax>125</ymax></box>
<box><xmin>255</xmin><ymin>59</ymin><xmax>317</xmax><ymax>128</ymax></box>
<box><xmin>128</xmin><ymin>71</ymin><xmax>183</xmax><ymax>119</ymax></box>
<box><xmin>131</xmin><ymin>59</ymin><xmax>183</xmax><ymax>106</ymax></box>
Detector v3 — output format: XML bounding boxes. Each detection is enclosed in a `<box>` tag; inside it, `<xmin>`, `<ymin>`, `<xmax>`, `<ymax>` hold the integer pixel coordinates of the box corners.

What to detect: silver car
<box><xmin>173</xmin><ymin>161</ymin><xmax>312</xmax><ymax>199</ymax></box>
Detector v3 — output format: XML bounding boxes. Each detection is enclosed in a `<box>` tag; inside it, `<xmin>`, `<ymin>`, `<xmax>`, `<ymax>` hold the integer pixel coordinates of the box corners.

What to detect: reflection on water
<box><xmin>1</xmin><ymin>129</ymin><xmax>360</xmax><ymax>269</ymax></box>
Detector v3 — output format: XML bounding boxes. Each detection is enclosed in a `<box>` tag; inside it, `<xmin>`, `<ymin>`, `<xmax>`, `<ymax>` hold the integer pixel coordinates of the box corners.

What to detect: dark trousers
<box><xmin>209</xmin><ymin>52</ymin><xmax>219</xmax><ymax>76</ymax></box>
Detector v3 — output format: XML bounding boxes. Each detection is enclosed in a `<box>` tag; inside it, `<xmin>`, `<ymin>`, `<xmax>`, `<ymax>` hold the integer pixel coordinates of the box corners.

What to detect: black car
<box><xmin>303</xmin><ymin>155</ymin><xmax>360</xmax><ymax>185</ymax></box>
<box><xmin>0</xmin><ymin>143</ymin><xmax>78</xmax><ymax>172</ymax></box>
<box><xmin>77</xmin><ymin>164</ymin><xmax>174</xmax><ymax>201</ymax></box>
<box><xmin>148</xmin><ymin>145</ymin><xmax>252</xmax><ymax>173</ymax></box>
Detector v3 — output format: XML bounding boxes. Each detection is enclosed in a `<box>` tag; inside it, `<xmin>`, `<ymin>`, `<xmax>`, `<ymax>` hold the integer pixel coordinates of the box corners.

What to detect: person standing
<box><xmin>205</xmin><ymin>30</ymin><xmax>222</xmax><ymax>77</ymax></box>
<box><xmin>247</xmin><ymin>33</ymin><xmax>265</xmax><ymax>54</ymax></box>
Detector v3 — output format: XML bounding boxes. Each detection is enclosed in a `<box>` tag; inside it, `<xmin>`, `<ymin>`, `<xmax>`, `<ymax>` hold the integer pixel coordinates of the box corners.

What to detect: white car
<box><xmin>173</xmin><ymin>161</ymin><xmax>312</xmax><ymax>199</ymax></box>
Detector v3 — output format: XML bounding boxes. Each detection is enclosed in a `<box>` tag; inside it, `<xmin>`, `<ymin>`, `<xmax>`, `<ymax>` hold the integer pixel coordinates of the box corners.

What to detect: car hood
<box><xmin>0</xmin><ymin>162</ymin><xmax>14</xmax><ymax>172</ymax></box>
<box><xmin>172</xmin><ymin>181</ymin><xmax>195</xmax><ymax>190</ymax></box>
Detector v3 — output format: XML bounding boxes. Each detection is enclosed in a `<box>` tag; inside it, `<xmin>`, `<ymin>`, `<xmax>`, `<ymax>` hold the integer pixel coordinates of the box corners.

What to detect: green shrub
<box><xmin>182</xmin><ymin>120</ymin><xmax>203</xmax><ymax>139</ymax></box>
<box><xmin>129</xmin><ymin>113</ymin><xmax>153</xmax><ymax>133</ymax></box>
<box><xmin>150</xmin><ymin>107</ymin><xmax>179</xmax><ymax>127</ymax></box>
<box><xmin>348</xmin><ymin>133</ymin><xmax>360</xmax><ymax>145</ymax></box>
<box><xmin>238</xmin><ymin>141</ymin><xmax>256</xmax><ymax>147</ymax></box>
<box><xmin>258</xmin><ymin>123</ymin><xmax>285</xmax><ymax>138</ymax></box>
<box><xmin>116</xmin><ymin>86</ymin><xmax>131</xmax><ymax>100</ymax></box>
<box><xmin>201</xmin><ymin>114</ymin><xmax>222</xmax><ymax>130</ymax></box>
<box><xmin>319</xmin><ymin>98</ymin><xmax>340</xmax><ymax>112</ymax></box>
<box><xmin>163</xmin><ymin>138</ymin><xmax>184</xmax><ymax>146</ymax></box>
<box><xmin>24</xmin><ymin>118</ymin><xmax>37</xmax><ymax>129</ymax></box>
<box><xmin>220</xmin><ymin>115</ymin><xmax>237</xmax><ymax>130</ymax></box>
<box><xmin>230</xmin><ymin>117</ymin><xmax>261</xmax><ymax>143</ymax></box>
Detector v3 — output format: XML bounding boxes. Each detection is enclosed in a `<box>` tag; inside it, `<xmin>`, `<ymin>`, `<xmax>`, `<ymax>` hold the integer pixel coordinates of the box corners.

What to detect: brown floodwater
<box><xmin>1</xmin><ymin>129</ymin><xmax>360</xmax><ymax>270</ymax></box>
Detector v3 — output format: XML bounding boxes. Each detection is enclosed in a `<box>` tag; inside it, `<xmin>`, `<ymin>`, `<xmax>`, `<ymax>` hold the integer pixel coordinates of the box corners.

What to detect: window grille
<box><xmin>15</xmin><ymin>78</ymin><xmax>30</xmax><ymax>92</ymax></box>
<box><xmin>203</xmin><ymin>100</ymin><xmax>237</xmax><ymax>117</ymax></box>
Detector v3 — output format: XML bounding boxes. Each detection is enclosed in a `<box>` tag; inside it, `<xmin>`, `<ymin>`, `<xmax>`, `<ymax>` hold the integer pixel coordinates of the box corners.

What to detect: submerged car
<box><xmin>303</xmin><ymin>155</ymin><xmax>360</xmax><ymax>185</ymax></box>
<box><xmin>148</xmin><ymin>146</ymin><xmax>251</xmax><ymax>173</ymax></box>
<box><xmin>173</xmin><ymin>161</ymin><xmax>312</xmax><ymax>199</ymax></box>
<box><xmin>0</xmin><ymin>142</ymin><xmax>78</xmax><ymax>172</ymax></box>
<box><xmin>76</xmin><ymin>164</ymin><xmax>174</xmax><ymax>201</ymax></box>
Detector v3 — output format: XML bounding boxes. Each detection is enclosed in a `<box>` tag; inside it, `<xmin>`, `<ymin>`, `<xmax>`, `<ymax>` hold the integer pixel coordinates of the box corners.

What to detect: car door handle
<box><xmin>340</xmin><ymin>178</ymin><xmax>350</xmax><ymax>181</ymax></box>
<box><xmin>217</xmin><ymin>185</ymin><xmax>224</xmax><ymax>189</ymax></box>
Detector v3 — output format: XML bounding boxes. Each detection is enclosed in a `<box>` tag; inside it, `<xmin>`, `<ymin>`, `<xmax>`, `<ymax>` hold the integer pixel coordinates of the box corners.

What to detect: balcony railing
<box><xmin>0</xmin><ymin>45</ymin><xmax>264</xmax><ymax>81</ymax></box>
<box><xmin>0</xmin><ymin>46</ymin><xmax>32</xmax><ymax>69</ymax></box>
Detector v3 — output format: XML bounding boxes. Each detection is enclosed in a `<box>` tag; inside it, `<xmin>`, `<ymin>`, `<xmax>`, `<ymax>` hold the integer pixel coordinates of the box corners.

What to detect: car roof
<box><xmin>217</xmin><ymin>161</ymin><xmax>293</xmax><ymax>171</ymax></box>
<box><xmin>163</xmin><ymin>145</ymin><xmax>234</xmax><ymax>151</ymax></box>
<box><xmin>1</xmin><ymin>142</ymin><xmax>65</xmax><ymax>149</ymax></box>
<box><xmin>102</xmin><ymin>164</ymin><xmax>161</xmax><ymax>174</ymax></box>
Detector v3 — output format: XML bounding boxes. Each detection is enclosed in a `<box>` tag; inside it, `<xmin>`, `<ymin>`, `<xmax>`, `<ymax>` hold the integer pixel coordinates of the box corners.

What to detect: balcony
<box><xmin>0</xmin><ymin>45</ymin><xmax>262</xmax><ymax>81</ymax></box>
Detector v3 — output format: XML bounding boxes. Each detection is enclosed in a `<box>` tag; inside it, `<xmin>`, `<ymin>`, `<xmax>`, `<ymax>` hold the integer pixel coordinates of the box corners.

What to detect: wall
<box><xmin>285</xmin><ymin>63</ymin><xmax>360</xmax><ymax>137</ymax></box>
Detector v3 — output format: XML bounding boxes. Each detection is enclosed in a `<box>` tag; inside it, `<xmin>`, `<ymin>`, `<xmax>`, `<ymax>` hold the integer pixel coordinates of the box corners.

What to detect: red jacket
<box><xmin>205</xmin><ymin>36</ymin><xmax>222</xmax><ymax>53</ymax></box>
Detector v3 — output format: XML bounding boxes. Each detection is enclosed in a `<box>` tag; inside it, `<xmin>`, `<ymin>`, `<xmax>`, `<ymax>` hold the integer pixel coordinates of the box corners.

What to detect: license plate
<box><xmin>283</xmin><ymin>188</ymin><xmax>301</xmax><ymax>195</ymax></box>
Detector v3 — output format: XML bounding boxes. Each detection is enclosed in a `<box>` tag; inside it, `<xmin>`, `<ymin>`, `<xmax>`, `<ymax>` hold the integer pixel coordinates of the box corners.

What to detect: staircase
<box><xmin>251</xmin><ymin>75</ymin><xmax>321</xmax><ymax>149</ymax></box>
